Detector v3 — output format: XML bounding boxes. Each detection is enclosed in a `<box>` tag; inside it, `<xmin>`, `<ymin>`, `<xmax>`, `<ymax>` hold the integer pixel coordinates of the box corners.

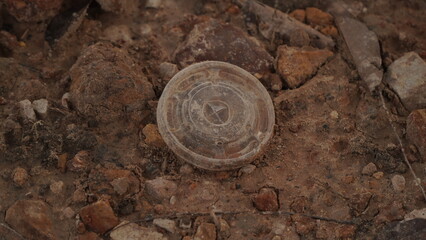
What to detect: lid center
<box><xmin>203</xmin><ymin>101</ymin><xmax>230</xmax><ymax>125</ymax></box>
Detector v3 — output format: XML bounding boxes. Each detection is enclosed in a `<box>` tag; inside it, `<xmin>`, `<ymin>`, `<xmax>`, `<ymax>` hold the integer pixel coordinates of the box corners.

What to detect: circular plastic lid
<box><xmin>157</xmin><ymin>61</ymin><xmax>275</xmax><ymax>170</ymax></box>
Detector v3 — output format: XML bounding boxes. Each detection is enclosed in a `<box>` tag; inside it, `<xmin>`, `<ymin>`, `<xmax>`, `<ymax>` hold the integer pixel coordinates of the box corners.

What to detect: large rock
<box><xmin>110</xmin><ymin>223</ymin><xmax>167</xmax><ymax>240</ymax></box>
<box><xmin>384</xmin><ymin>52</ymin><xmax>426</xmax><ymax>111</ymax></box>
<box><xmin>275</xmin><ymin>45</ymin><xmax>333</xmax><ymax>89</ymax></box>
<box><xmin>4</xmin><ymin>0</ymin><xmax>63</xmax><ymax>22</ymax></box>
<box><xmin>79</xmin><ymin>200</ymin><xmax>119</xmax><ymax>234</ymax></box>
<box><xmin>69</xmin><ymin>42</ymin><xmax>155</xmax><ymax>123</ymax></box>
<box><xmin>407</xmin><ymin>109</ymin><xmax>426</xmax><ymax>161</ymax></box>
<box><xmin>333</xmin><ymin>15</ymin><xmax>382</xmax><ymax>93</ymax></box>
<box><xmin>174</xmin><ymin>19</ymin><xmax>273</xmax><ymax>75</ymax></box>
<box><xmin>5</xmin><ymin>200</ymin><xmax>57</xmax><ymax>240</ymax></box>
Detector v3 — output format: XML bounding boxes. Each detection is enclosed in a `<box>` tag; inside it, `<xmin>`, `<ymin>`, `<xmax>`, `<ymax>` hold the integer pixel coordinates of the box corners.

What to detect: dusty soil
<box><xmin>0</xmin><ymin>0</ymin><xmax>425</xmax><ymax>239</ymax></box>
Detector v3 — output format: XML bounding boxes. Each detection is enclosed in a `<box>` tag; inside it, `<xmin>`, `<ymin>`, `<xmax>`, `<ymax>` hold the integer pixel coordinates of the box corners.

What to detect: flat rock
<box><xmin>333</xmin><ymin>15</ymin><xmax>382</xmax><ymax>92</ymax></box>
<box><xmin>275</xmin><ymin>45</ymin><xmax>333</xmax><ymax>89</ymax></box>
<box><xmin>153</xmin><ymin>218</ymin><xmax>176</xmax><ymax>233</ymax></box>
<box><xmin>69</xmin><ymin>42</ymin><xmax>155</xmax><ymax>123</ymax></box>
<box><xmin>253</xmin><ymin>187</ymin><xmax>279</xmax><ymax>211</ymax></box>
<box><xmin>79</xmin><ymin>200</ymin><xmax>119</xmax><ymax>234</ymax></box>
<box><xmin>174</xmin><ymin>19</ymin><xmax>273</xmax><ymax>75</ymax></box>
<box><xmin>19</xmin><ymin>99</ymin><xmax>36</xmax><ymax>121</ymax></box>
<box><xmin>110</xmin><ymin>223</ymin><xmax>167</xmax><ymax>240</ymax></box>
<box><xmin>5</xmin><ymin>200</ymin><xmax>57</xmax><ymax>240</ymax></box>
<box><xmin>145</xmin><ymin>177</ymin><xmax>177</xmax><ymax>203</ymax></box>
<box><xmin>143</xmin><ymin>124</ymin><xmax>166</xmax><ymax>148</ymax></box>
<box><xmin>385</xmin><ymin>52</ymin><xmax>426</xmax><ymax>111</ymax></box>
<box><xmin>194</xmin><ymin>223</ymin><xmax>216</xmax><ymax>240</ymax></box>
<box><xmin>405</xmin><ymin>208</ymin><xmax>426</xmax><ymax>221</ymax></box>
<box><xmin>407</xmin><ymin>109</ymin><xmax>426</xmax><ymax>161</ymax></box>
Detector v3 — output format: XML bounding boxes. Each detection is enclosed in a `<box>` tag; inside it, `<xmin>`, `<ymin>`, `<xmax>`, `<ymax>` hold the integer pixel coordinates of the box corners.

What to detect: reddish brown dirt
<box><xmin>0</xmin><ymin>0</ymin><xmax>425</xmax><ymax>239</ymax></box>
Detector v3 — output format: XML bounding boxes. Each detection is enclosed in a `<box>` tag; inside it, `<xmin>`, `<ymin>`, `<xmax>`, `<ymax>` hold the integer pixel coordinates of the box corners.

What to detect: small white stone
<box><xmin>169</xmin><ymin>196</ymin><xmax>177</xmax><ymax>205</ymax></box>
<box><xmin>19</xmin><ymin>99</ymin><xmax>36</xmax><ymax>120</ymax></box>
<box><xmin>32</xmin><ymin>99</ymin><xmax>48</xmax><ymax>118</ymax></box>
<box><xmin>61</xmin><ymin>93</ymin><xmax>70</xmax><ymax>109</ymax></box>
<box><xmin>239</xmin><ymin>164</ymin><xmax>256</xmax><ymax>174</ymax></box>
<box><xmin>330</xmin><ymin>110</ymin><xmax>339</xmax><ymax>119</ymax></box>
<box><xmin>391</xmin><ymin>175</ymin><xmax>406</xmax><ymax>192</ymax></box>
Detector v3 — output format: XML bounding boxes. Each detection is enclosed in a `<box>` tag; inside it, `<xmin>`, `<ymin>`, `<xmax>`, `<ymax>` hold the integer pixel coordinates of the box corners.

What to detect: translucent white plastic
<box><xmin>157</xmin><ymin>61</ymin><xmax>275</xmax><ymax>170</ymax></box>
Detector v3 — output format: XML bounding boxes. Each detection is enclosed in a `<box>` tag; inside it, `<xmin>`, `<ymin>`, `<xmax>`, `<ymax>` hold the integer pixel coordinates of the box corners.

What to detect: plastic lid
<box><xmin>157</xmin><ymin>61</ymin><xmax>275</xmax><ymax>170</ymax></box>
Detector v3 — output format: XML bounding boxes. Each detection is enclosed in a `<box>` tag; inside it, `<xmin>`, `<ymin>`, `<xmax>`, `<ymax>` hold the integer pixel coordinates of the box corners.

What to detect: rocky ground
<box><xmin>0</xmin><ymin>0</ymin><xmax>426</xmax><ymax>239</ymax></box>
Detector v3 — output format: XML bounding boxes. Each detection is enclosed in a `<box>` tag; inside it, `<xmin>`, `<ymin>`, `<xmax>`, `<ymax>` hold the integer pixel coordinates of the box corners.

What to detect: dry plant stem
<box><xmin>0</xmin><ymin>223</ymin><xmax>27</xmax><ymax>240</ymax></box>
<box><xmin>379</xmin><ymin>91</ymin><xmax>426</xmax><ymax>202</ymax></box>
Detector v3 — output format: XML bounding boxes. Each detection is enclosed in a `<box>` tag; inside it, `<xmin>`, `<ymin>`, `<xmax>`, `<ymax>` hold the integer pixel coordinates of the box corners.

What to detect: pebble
<box><xmin>61</xmin><ymin>92</ymin><xmax>70</xmax><ymax>109</ymax></box>
<box><xmin>219</xmin><ymin>218</ymin><xmax>231</xmax><ymax>238</ymax></box>
<box><xmin>276</xmin><ymin>45</ymin><xmax>333</xmax><ymax>89</ymax></box>
<box><xmin>253</xmin><ymin>187</ymin><xmax>279</xmax><ymax>211</ymax></box>
<box><xmin>289</xmin><ymin>9</ymin><xmax>306</xmax><ymax>22</ymax></box>
<box><xmin>144</xmin><ymin>177</ymin><xmax>178</xmax><ymax>203</ymax></box>
<box><xmin>179</xmin><ymin>164</ymin><xmax>194</xmax><ymax>175</ymax></box>
<box><xmin>12</xmin><ymin>167</ymin><xmax>29</xmax><ymax>187</ymax></box>
<box><xmin>19</xmin><ymin>99</ymin><xmax>36</xmax><ymax>121</ymax></box>
<box><xmin>79</xmin><ymin>200</ymin><xmax>119</xmax><ymax>234</ymax></box>
<box><xmin>289</xmin><ymin>29</ymin><xmax>310</xmax><ymax>47</ymax></box>
<box><xmin>391</xmin><ymin>175</ymin><xmax>406</xmax><ymax>192</ymax></box>
<box><xmin>384</xmin><ymin>52</ymin><xmax>426</xmax><ymax>111</ymax></box>
<box><xmin>330</xmin><ymin>110</ymin><xmax>339</xmax><ymax>119</ymax></box>
<box><xmin>110</xmin><ymin>222</ymin><xmax>166</xmax><ymax>240</ymax></box>
<box><xmin>406</xmin><ymin>109</ymin><xmax>426</xmax><ymax>161</ymax></box>
<box><xmin>194</xmin><ymin>223</ymin><xmax>217</xmax><ymax>240</ymax></box>
<box><xmin>103</xmin><ymin>25</ymin><xmax>133</xmax><ymax>45</ymax></box>
<box><xmin>69</xmin><ymin>150</ymin><xmax>91</xmax><ymax>172</ymax></box>
<box><xmin>5</xmin><ymin>200</ymin><xmax>56</xmax><ymax>239</ymax></box>
<box><xmin>239</xmin><ymin>164</ymin><xmax>256</xmax><ymax>174</ymax></box>
<box><xmin>361</xmin><ymin>162</ymin><xmax>377</xmax><ymax>176</ymax></box>
<box><xmin>174</xmin><ymin>19</ymin><xmax>273</xmax><ymax>75</ymax></box>
<box><xmin>50</xmin><ymin>180</ymin><xmax>65</xmax><ymax>194</ymax></box>
<box><xmin>142</xmin><ymin>124</ymin><xmax>166</xmax><ymax>148</ymax></box>
<box><xmin>111</xmin><ymin>177</ymin><xmax>130</xmax><ymax>195</ymax></box>
<box><xmin>145</xmin><ymin>0</ymin><xmax>162</xmax><ymax>8</ymax></box>
<box><xmin>159</xmin><ymin>62</ymin><xmax>179</xmax><ymax>82</ymax></box>
<box><xmin>153</xmin><ymin>218</ymin><xmax>176</xmax><ymax>233</ymax></box>
<box><xmin>306</xmin><ymin>7</ymin><xmax>334</xmax><ymax>26</ymax></box>
<box><xmin>169</xmin><ymin>196</ymin><xmax>177</xmax><ymax>205</ymax></box>
<box><xmin>32</xmin><ymin>99</ymin><xmax>48</xmax><ymax>118</ymax></box>
<box><xmin>373</xmin><ymin>171</ymin><xmax>384</xmax><ymax>179</ymax></box>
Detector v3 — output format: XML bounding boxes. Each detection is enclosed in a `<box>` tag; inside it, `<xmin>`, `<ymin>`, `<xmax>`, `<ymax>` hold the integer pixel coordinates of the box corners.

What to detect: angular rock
<box><xmin>79</xmin><ymin>200</ymin><xmax>119</xmax><ymax>234</ymax></box>
<box><xmin>142</xmin><ymin>124</ymin><xmax>166</xmax><ymax>148</ymax></box>
<box><xmin>111</xmin><ymin>177</ymin><xmax>130</xmax><ymax>195</ymax></box>
<box><xmin>4</xmin><ymin>0</ymin><xmax>63</xmax><ymax>22</ymax></box>
<box><xmin>385</xmin><ymin>52</ymin><xmax>426</xmax><ymax>111</ymax></box>
<box><xmin>145</xmin><ymin>177</ymin><xmax>178</xmax><ymax>203</ymax></box>
<box><xmin>276</xmin><ymin>45</ymin><xmax>333</xmax><ymax>88</ymax></box>
<box><xmin>153</xmin><ymin>218</ymin><xmax>176</xmax><ymax>233</ymax></box>
<box><xmin>288</xmin><ymin>29</ymin><xmax>311</xmax><ymax>47</ymax></box>
<box><xmin>69</xmin><ymin>42</ymin><xmax>155</xmax><ymax>123</ymax></box>
<box><xmin>306</xmin><ymin>7</ymin><xmax>334</xmax><ymax>26</ymax></box>
<box><xmin>405</xmin><ymin>208</ymin><xmax>426</xmax><ymax>220</ymax></box>
<box><xmin>407</xmin><ymin>109</ymin><xmax>426</xmax><ymax>161</ymax></box>
<box><xmin>110</xmin><ymin>223</ymin><xmax>167</xmax><ymax>240</ymax></box>
<box><xmin>5</xmin><ymin>200</ymin><xmax>57</xmax><ymax>240</ymax></box>
<box><xmin>253</xmin><ymin>187</ymin><xmax>279</xmax><ymax>211</ymax></box>
<box><xmin>174</xmin><ymin>19</ymin><xmax>273</xmax><ymax>75</ymax></box>
<box><xmin>333</xmin><ymin>15</ymin><xmax>382</xmax><ymax>92</ymax></box>
<box><xmin>12</xmin><ymin>167</ymin><xmax>29</xmax><ymax>187</ymax></box>
<box><xmin>194</xmin><ymin>223</ymin><xmax>216</xmax><ymax>240</ymax></box>
<box><xmin>69</xmin><ymin>150</ymin><xmax>92</xmax><ymax>172</ymax></box>
<box><xmin>391</xmin><ymin>175</ymin><xmax>406</xmax><ymax>192</ymax></box>
<box><xmin>159</xmin><ymin>62</ymin><xmax>179</xmax><ymax>82</ymax></box>
<box><xmin>50</xmin><ymin>181</ymin><xmax>65</xmax><ymax>194</ymax></box>
<box><xmin>19</xmin><ymin>99</ymin><xmax>36</xmax><ymax>121</ymax></box>
<box><xmin>362</xmin><ymin>162</ymin><xmax>377</xmax><ymax>176</ymax></box>
<box><xmin>32</xmin><ymin>99</ymin><xmax>48</xmax><ymax>118</ymax></box>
